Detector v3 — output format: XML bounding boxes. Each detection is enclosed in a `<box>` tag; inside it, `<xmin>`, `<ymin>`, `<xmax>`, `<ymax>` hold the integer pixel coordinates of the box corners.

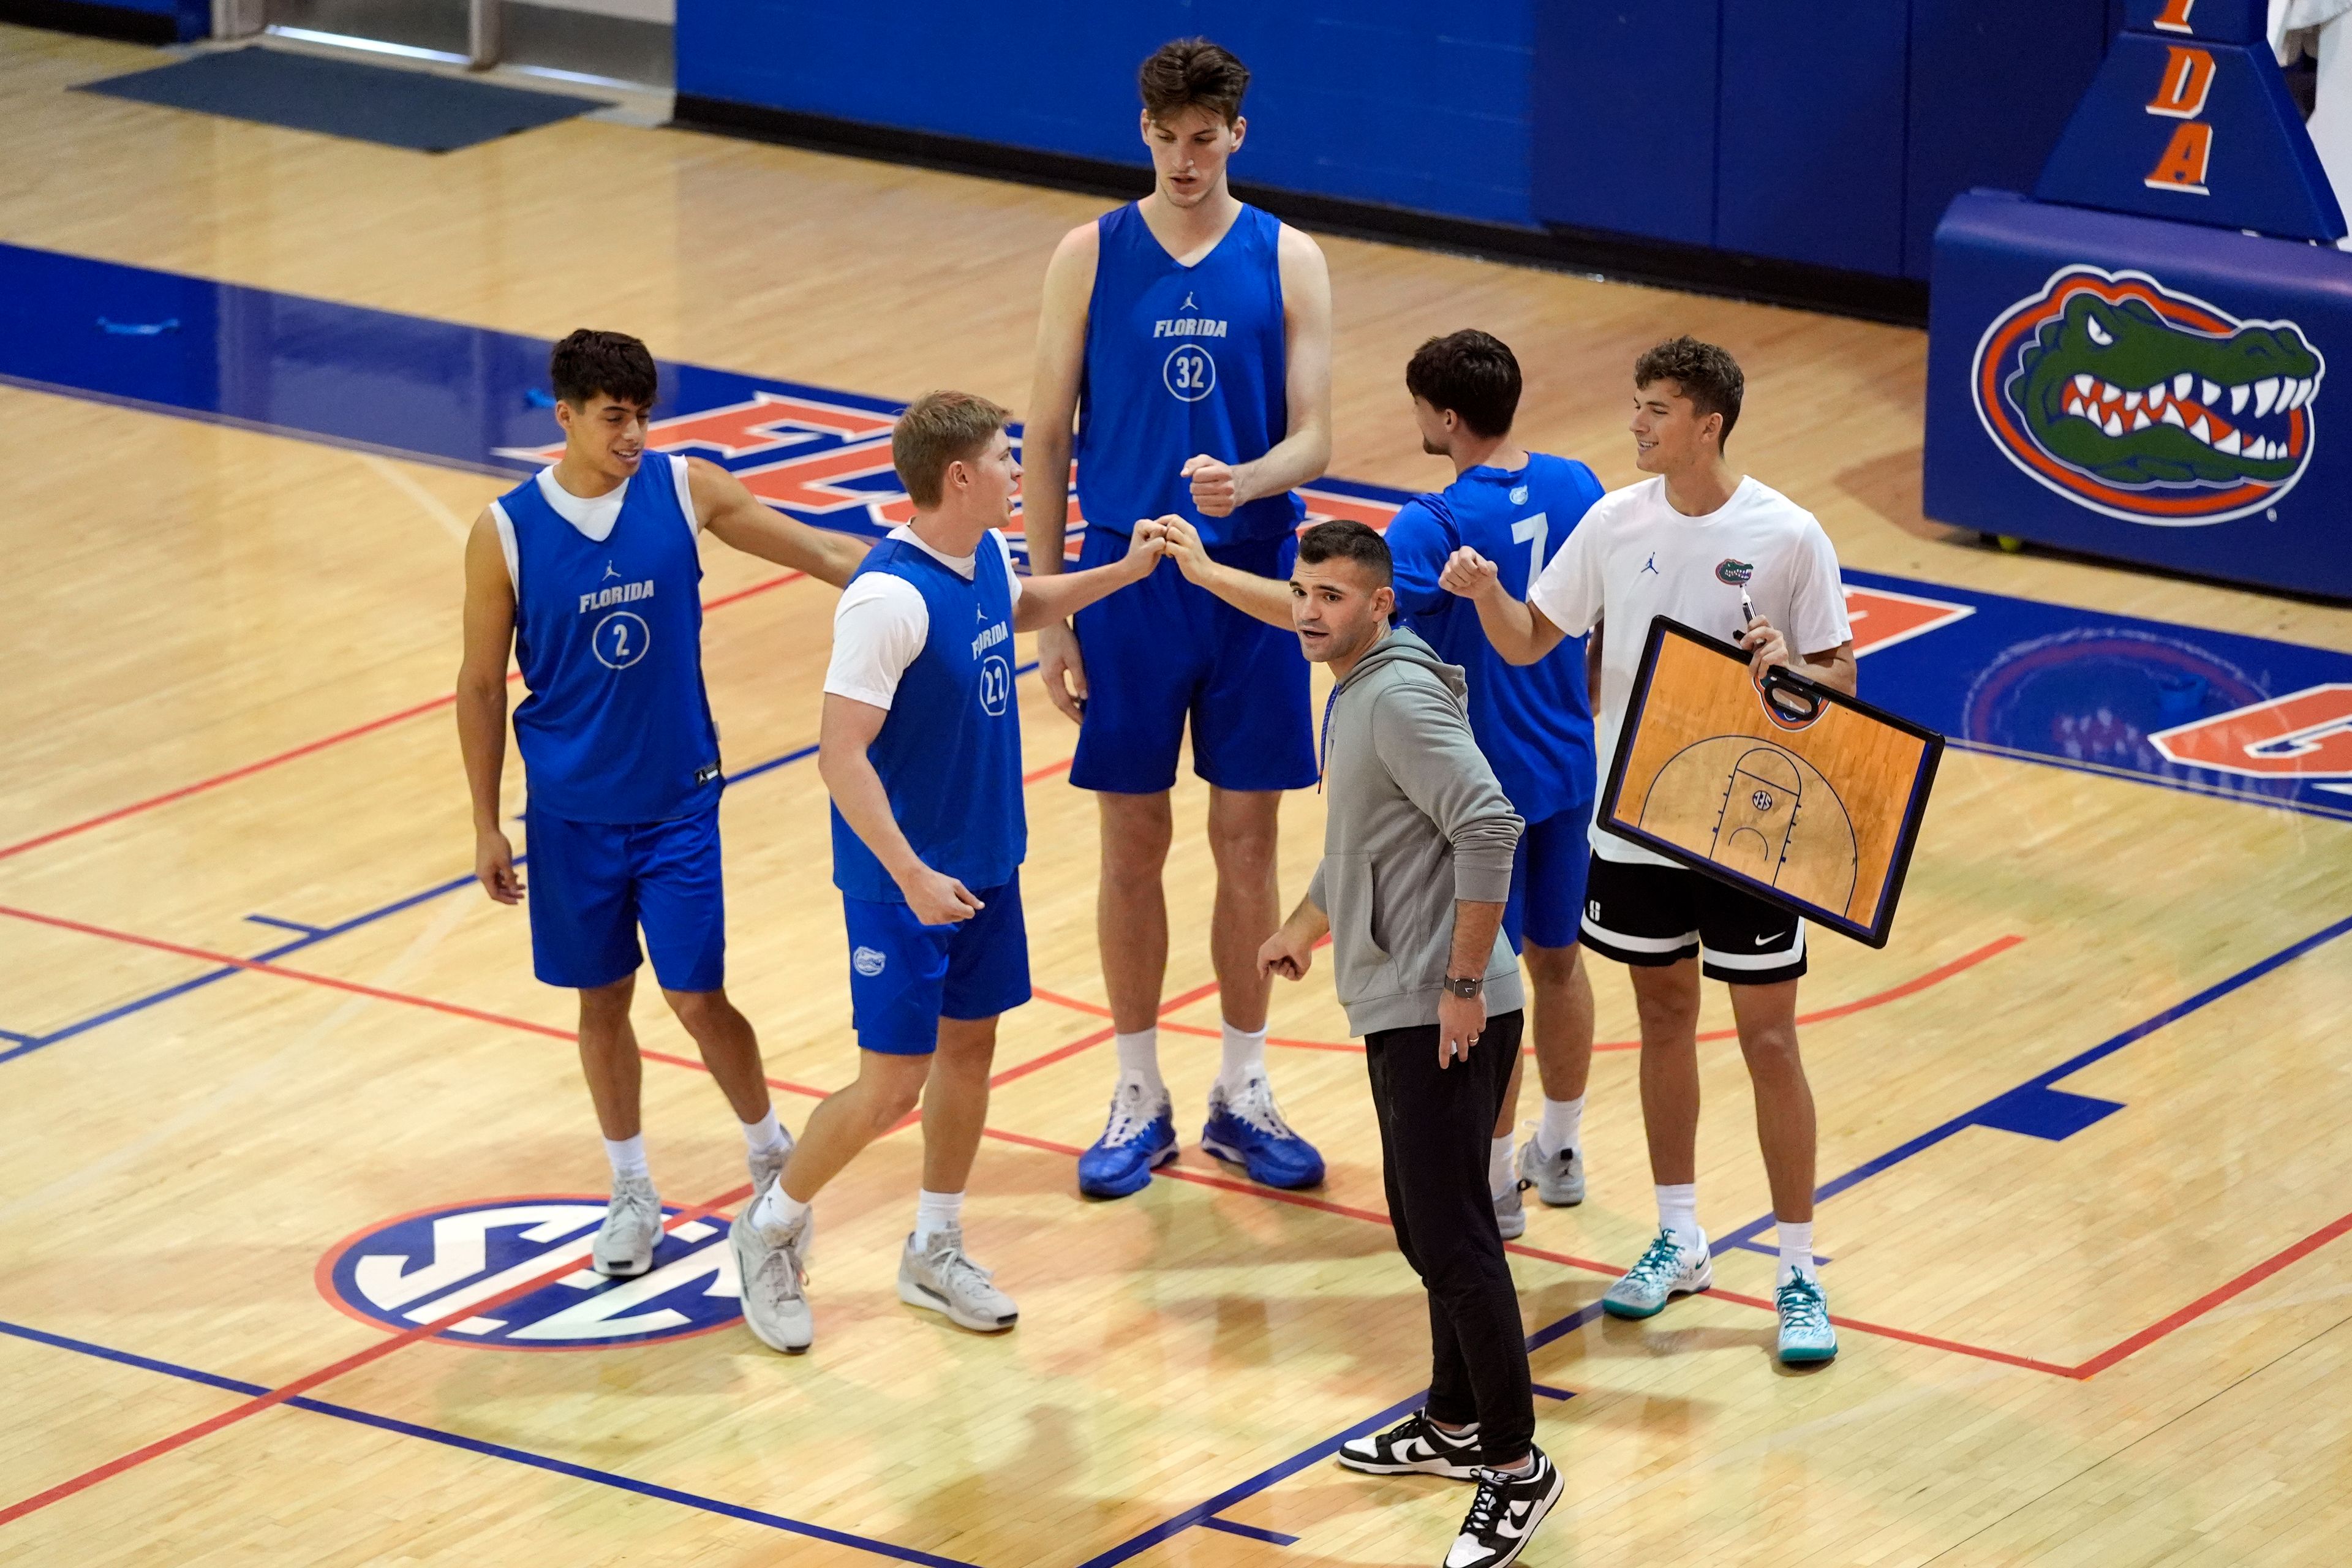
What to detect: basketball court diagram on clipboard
<box><xmin>1600</xmin><ymin>617</ymin><xmax>1946</xmax><ymax>946</ymax></box>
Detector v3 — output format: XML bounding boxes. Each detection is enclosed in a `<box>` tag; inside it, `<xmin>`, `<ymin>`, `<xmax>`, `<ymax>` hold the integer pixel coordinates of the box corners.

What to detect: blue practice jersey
<box><xmin>1074</xmin><ymin>202</ymin><xmax>1302</xmax><ymax>548</ymax></box>
<box><xmin>1389</xmin><ymin>453</ymin><xmax>1605</xmax><ymax>825</ymax></box>
<box><xmin>503</xmin><ymin>463</ymin><xmax>720</xmax><ymax>825</ymax></box>
<box><xmin>831</xmin><ymin>536</ymin><xmax>1027</xmax><ymax>905</ymax></box>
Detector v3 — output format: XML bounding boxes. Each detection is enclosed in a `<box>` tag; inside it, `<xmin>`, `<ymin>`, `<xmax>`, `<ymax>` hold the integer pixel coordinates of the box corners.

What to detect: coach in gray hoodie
<box><xmin>1257</xmin><ymin>520</ymin><xmax>1561</xmax><ymax>1566</ymax></box>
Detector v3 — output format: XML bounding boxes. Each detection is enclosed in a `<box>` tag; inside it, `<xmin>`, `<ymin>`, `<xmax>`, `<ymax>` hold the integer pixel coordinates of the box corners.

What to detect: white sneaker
<box><xmin>1493</xmin><ymin>1180</ymin><xmax>1526</xmax><ymax>1240</ymax></box>
<box><xmin>747</xmin><ymin>1124</ymin><xmax>794</xmax><ymax>1199</ymax></box>
<box><xmin>897</xmin><ymin>1224</ymin><xmax>1018</xmax><ymax>1332</ymax></box>
<box><xmin>1514</xmin><ymin>1128</ymin><xmax>1585</xmax><ymax>1207</ymax></box>
<box><xmin>1600</xmin><ymin>1227</ymin><xmax>1712</xmax><ymax>1319</ymax></box>
<box><xmin>732</xmin><ymin>1199</ymin><xmax>813</xmax><ymax>1354</ymax></box>
<box><xmin>592</xmin><ymin>1172</ymin><xmax>661</xmax><ymax>1278</ymax></box>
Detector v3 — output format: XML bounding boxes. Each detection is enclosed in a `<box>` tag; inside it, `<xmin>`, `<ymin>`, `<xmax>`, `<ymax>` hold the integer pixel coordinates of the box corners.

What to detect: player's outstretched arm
<box><xmin>818</xmin><ymin>694</ymin><xmax>982</xmax><ymax>925</ymax></box>
<box><xmin>1182</xmin><ymin>228</ymin><xmax>1332</xmax><ymax>516</ymax></box>
<box><xmin>688</xmin><ymin>457</ymin><xmax>870</xmax><ymax>588</ymax></box>
<box><xmin>1014</xmin><ymin>522</ymin><xmax>1166</xmax><ymax>632</ymax></box>
<box><xmin>1023</xmin><ymin>223</ymin><xmax>1099</xmax><ymax>723</ymax></box>
<box><xmin>456</xmin><ymin>510</ymin><xmax>523</xmax><ymax>904</ymax></box>
<box><xmin>1158</xmin><ymin>516</ymin><xmax>1289</xmax><ymax>630</ymax></box>
<box><xmin>1438</xmin><ymin>546</ymin><xmax>1568</xmax><ymax>666</ymax></box>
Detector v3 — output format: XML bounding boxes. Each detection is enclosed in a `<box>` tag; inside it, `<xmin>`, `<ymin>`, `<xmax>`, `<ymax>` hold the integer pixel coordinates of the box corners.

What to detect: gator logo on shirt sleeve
<box><xmin>1714</xmin><ymin>558</ymin><xmax>1755</xmax><ymax>585</ymax></box>
<box><xmin>1972</xmin><ymin>265</ymin><xmax>2323</xmax><ymax>526</ymax></box>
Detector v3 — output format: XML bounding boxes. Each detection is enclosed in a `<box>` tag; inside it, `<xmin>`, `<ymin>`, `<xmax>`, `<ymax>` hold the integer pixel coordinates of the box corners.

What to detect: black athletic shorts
<box><xmin>1578</xmin><ymin>851</ymin><xmax>1807</xmax><ymax>986</ymax></box>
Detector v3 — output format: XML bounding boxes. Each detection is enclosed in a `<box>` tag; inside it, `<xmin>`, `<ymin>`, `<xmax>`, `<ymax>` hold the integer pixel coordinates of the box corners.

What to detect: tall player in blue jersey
<box><xmin>1158</xmin><ymin>331</ymin><xmax>1607</xmax><ymax>1240</ymax></box>
<box><xmin>729</xmin><ymin>394</ymin><xmax>1165</xmax><ymax>1354</ymax></box>
<box><xmin>1023</xmin><ymin>38</ymin><xmax>1336</xmax><ymax>1198</ymax></box>
<box><xmin>457</xmin><ymin>330</ymin><xmax>869</xmax><ymax>1286</ymax></box>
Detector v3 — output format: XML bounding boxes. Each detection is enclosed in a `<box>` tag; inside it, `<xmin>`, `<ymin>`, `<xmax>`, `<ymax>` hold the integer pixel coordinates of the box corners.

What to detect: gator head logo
<box><xmin>1972</xmin><ymin>266</ymin><xmax>2323</xmax><ymax>526</ymax></box>
<box><xmin>1714</xmin><ymin>558</ymin><xmax>1754</xmax><ymax>586</ymax></box>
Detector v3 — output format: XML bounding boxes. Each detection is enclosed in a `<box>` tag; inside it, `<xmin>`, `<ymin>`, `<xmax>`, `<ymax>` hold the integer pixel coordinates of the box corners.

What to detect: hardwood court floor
<box><xmin>4</xmin><ymin>24</ymin><xmax>2351</xmax><ymax>1568</ymax></box>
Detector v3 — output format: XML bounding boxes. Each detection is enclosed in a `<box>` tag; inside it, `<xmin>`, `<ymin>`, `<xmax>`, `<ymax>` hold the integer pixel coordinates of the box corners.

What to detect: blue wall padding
<box><xmin>1717</xmin><ymin>2</ymin><xmax>1909</xmax><ymax>274</ymax></box>
<box><xmin>1529</xmin><ymin>0</ymin><xmax>1719</xmax><ymax>247</ymax></box>
<box><xmin>678</xmin><ymin>1</ymin><xmax>1537</xmax><ymax>227</ymax></box>
<box><xmin>1905</xmin><ymin>0</ymin><xmax>2120</xmax><ymax>279</ymax></box>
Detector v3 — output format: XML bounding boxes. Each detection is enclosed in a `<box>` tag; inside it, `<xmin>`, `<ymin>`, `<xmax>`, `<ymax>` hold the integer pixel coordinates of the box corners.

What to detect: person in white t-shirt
<box><xmin>1439</xmin><ymin>336</ymin><xmax>1853</xmax><ymax>1366</ymax></box>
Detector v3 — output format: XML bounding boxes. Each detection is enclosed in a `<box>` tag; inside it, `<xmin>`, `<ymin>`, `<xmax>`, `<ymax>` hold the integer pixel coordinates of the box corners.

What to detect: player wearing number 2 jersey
<box><xmin>456</xmin><ymin>330</ymin><xmax>869</xmax><ymax>1295</ymax></box>
<box><xmin>1023</xmin><ymin>39</ymin><xmax>1336</xmax><ymax>1200</ymax></box>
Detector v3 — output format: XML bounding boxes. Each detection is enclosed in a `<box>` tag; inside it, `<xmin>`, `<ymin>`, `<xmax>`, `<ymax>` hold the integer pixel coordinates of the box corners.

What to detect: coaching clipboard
<box><xmin>1596</xmin><ymin>617</ymin><xmax>1943</xmax><ymax>948</ymax></box>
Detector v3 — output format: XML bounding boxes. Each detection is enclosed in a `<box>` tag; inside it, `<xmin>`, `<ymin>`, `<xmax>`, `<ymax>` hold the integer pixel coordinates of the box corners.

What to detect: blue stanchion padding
<box><xmin>2035</xmin><ymin>29</ymin><xmax>2344</xmax><ymax>241</ymax></box>
<box><xmin>1925</xmin><ymin>190</ymin><xmax>2352</xmax><ymax>598</ymax></box>
<box><xmin>2121</xmin><ymin>0</ymin><xmax>2266</xmax><ymax>44</ymax></box>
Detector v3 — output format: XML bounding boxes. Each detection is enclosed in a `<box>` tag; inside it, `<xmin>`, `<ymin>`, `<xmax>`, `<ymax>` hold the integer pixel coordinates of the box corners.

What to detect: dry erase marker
<box><xmin>1736</xmin><ymin>589</ymin><xmax>1756</xmax><ymax>643</ymax></box>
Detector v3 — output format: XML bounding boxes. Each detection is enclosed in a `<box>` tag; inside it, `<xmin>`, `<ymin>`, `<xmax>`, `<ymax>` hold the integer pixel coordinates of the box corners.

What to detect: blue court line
<box><xmin>1529</xmin><ymin>1382</ymin><xmax>1577</xmax><ymax>1400</ymax></box>
<box><xmin>1199</xmin><ymin>1517</ymin><xmax>1300</xmax><ymax>1547</ymax></box>
<box><xmin>243</xmin><ymin>913</ymin><xmax>326</xmax><ymax>937</ymax></box>
<box><xmin>1076</xmin><ymin>913</ymin><xmax>2352</xmax><ymax>1564</ymax></box>
<box><xmin>1</xmin><ymin>663</ymin><xmax>1046</xmax><ymax>1069</ymax></box>
<box><xmin>0</xmin><ymin>1317</ymin><xmax>979</xmax><ymax>1567</ymax></box>
<box><xmin>0</xmin><ymin>870</ymin><xmax>478</xmax><ymax>1068</ymax></box>
<box><xmin>1707</xmin><ymin>908</ymin><xmax>2352</xmax><ymax>1255</ymax></box>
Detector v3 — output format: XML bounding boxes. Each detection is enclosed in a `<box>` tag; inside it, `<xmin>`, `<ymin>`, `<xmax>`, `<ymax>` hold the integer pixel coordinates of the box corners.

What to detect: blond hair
<box><xmin>892</xmin><ymin>391</ymin><xmax>1011</xmax><ymax>508</ymax></box>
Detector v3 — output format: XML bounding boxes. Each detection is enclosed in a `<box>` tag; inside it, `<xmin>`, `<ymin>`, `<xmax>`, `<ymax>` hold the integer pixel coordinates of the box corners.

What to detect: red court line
<box><xmin>0</xmin><ymin>1177</ymin><xmax>753</xmax><ymax>1529</ymax></box>
<box><xmin>2070</xmin><ymin>1207</ymin><xmax>2352</xmax><ymax>1379</ymax></box>
<box><xmin>0</xmin><ymin>905</ymin><xmax>594</xmax><ymax>1040</ymax></box>
<box><xmin>1033</xmin><ymin>935</ymin><xmax>2024</xmax><ymax>1056</ymax></box>
<box><xmin>987</xmin><ymin>979</ymin><xmax>1225</xmax><ymax>1088</ymax></box>
<box><xmin>1022</xmin><ymin>758</ymin><xmax>1074</xmax><ymax>785</ymax></box>
<box><xmin>0</xmin><ymin>571</ymin><xmax>807</xmax><ymax>865</ymax></box>
<box><xmin>15</xmin><ymin>902</ymin><xmax>2328</xmax><ymax>1387</ymax></box>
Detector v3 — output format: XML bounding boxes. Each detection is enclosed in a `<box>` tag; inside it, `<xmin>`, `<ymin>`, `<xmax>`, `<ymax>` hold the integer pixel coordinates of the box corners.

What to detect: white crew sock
<box><xmin>1216</xmin><ymin>1020</ymin><xmax>1268</xmax><ymax>1094</ymax></box>
<box><xmin>1115</xmin><ymin>1029</ymin><xmax>1166</xmax><ymax>1099</ymax></box>
<box><xmin>603</xmin><ymin>1134</ymin><xmax>649</xmax><ymax>1183</ymax></box>
<box><xmin>1776</xmin><ymin>1219</ymin><xmax>1817</xmax><ymax>1286</ymax></box>
<box><xmin>1489</xmin><ymin>1135</ymin><xmax>1517</xmax><ymax>1200</ymax></box>
<box><xmin>1656</xmin><ymin>1183</ymin><xmax>1702</xmax><ymax>1252</ymax></box>
<box><xmin>753</xmin><ymin>1185</ymin><xmax>809</xmax><ymax>1235</ymax></box>
<box><xmin>742</xmin><ymin>1107</ymin><xmax>788</xmax><ymax>1159</ymax></box>
<box><xmin>1538</xmin><ymin>1094</ymin><xmax>1585</xmax><ymax>1156</ymax></box>
<box><xmin>914</xmin><ymin>1189</ymin><xmax>965</xmax><ymax>1246</ymax></box>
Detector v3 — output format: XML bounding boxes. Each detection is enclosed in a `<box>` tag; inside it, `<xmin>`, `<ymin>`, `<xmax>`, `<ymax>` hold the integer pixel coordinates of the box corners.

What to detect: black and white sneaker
<box><xmin>1443</xmin><ymin>1447</ymin><xmax>1563</xmax><ymax>1568</ymax></box>
<box><xmin>1336</xmin><ymin>1411</ymin><xmax>1483</xmax><ymax>1480</ymax></box>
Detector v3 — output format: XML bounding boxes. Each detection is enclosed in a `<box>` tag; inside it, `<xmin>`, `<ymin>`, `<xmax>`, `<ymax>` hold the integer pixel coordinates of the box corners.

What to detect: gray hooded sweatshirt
<box><xmin>1306</xmin><ymin>627</ymin><xmax>1525</xmax><ymax>1037</ymax></box>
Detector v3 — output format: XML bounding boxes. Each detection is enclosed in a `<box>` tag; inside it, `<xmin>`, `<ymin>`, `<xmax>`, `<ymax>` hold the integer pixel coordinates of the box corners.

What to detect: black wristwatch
<box><xmin>1442</xmin><ymin>974</ymin><xmax>1483</xmax><ymax>998</ymax></box>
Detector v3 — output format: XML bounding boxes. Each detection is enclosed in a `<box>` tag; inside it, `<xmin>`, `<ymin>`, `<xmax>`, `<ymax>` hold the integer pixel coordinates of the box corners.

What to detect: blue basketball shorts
<box><xmin>1067</xmin><ymin>527</ymin><xmax>1317</xmax><ymax>794</ymax></box>
<box><xmin>524</xmin><ymin>802</ymin><xmax>725</xmax><ymax>993</ymax></box>
<box><xmin>1504</xmin><ymin>804</ymin><xmax>1593</xmax><ymax>954</ymax></box>
<box><xmin>842</xmin><ymin>872</ymin><xmax>1032</xmax><ymax>1054</ymax></box>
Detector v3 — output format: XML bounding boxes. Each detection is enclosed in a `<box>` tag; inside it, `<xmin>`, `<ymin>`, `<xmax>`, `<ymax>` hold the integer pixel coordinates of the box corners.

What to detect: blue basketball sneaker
<box><xmin>1077</xmin><ymin>1077</ymin><xmax>1177</xmax><ymax>1198</ymax></box>
<box><xmin>1200</xmin><ymin>1071</ymin><xmax>1325</xmax><ymax>1189</ymax></box>
<box><xmin>1775</xmin><ymin>1272</ymin><xmax>1839</xmax><ymax>1364</ymax></box>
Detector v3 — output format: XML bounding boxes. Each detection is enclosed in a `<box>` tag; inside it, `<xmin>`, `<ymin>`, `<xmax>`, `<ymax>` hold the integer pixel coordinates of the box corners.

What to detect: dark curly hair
<box><xmin>549</xmin><ymin>328</ymin><xmax>658</xmax><ymax>410</ymax></box>
<box><xmin>1634</xmin><ymin>336</ymin><xmax>1744</xmax><ymax>453</ymax></box>
<box><xmin>1139</xmin><ymin>38</ymin><xmax>1250</xmax><ymax>126</ymax></box>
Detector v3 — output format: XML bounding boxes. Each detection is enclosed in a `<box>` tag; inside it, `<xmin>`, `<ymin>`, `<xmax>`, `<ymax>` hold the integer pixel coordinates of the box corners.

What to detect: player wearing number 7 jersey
<box><xmin>456</xmin><ymin>329</ymin><xmax>870</xmax><ymax>1291</ymax></box>
<box><xmin>1159</xmin><ymin>331</ymin><xmax>1606</xmax><ymax>1240</ymax></box>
